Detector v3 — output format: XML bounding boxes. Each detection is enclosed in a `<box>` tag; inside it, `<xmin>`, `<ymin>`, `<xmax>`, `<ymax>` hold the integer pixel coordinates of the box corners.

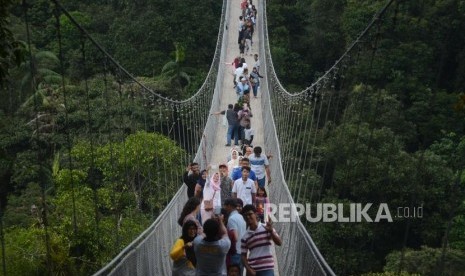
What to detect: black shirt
<box><xmin>183</xmin><ymin>171</ymin><xmax>200</xmax><ymax>198</ymax></box>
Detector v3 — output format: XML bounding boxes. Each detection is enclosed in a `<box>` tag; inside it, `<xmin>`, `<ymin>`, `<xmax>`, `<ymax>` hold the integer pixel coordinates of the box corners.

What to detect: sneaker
<box><xmin>225</xmin><ymin>144</ymin><xmax>231</xmax><ymax>146</ymax></box>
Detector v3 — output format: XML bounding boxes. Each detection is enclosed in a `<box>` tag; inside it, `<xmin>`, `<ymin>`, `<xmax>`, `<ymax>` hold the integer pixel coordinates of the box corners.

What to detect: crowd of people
<box><xmin>170</xmin><ymin>2</ymin><xmax>281</xmax><ymax>275</ymax></box>
<box><xmin>175</xmin><ymin>145</ymin><xmax>277</xmax><ymax>276</ymax></box>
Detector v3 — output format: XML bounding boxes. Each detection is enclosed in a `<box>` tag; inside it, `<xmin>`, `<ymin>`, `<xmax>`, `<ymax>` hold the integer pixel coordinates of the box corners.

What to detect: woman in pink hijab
<box><xmin>200</xmin><ymin>171</ymin><xmax>222</xmax><ymax>223</ymax></box>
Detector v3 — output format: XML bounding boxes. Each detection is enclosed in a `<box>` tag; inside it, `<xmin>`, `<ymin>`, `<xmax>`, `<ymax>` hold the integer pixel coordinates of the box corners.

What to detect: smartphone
<box><xmin>214</xmin><ymin>206</ymin><xmax>222</xmax><ymax>215</ymax></box>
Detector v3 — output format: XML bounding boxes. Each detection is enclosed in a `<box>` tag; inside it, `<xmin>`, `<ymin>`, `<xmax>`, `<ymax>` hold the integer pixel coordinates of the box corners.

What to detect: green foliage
<box><xmin>0</xmin><ymin>0</ymin><xmax>216</xmax><ymax>274</ymax></box>
<box><xmin>2</xmin><ymin>182</ymin><xmax>42</xmax><ymax>228</ymax></box>
<box><xmin>301</xmin><ymin>85</ymin><xmax>465</xmax><ymax>274</ymax></box>
<box><xmin>95</xmin><ymin>0</ymin><xmax>221</xmax><ymax>85</ymax></box>
<box><xmin>384</xmin><ymin>246</ymin><xmax>465</xmax><ymax>276</ymax></box>
<box><xmin>1</xmin><ymin>226</ymin><xmax>74</xmax><ymax>275</ymax></box>
<box><xmin>18</xmin><ymin>49</ymin><xmax>61</xmax><ymax>103</ymax></box>
<box><xmin>268</xmin><ymin>0</ymin><xmax>346</xmax><ymax>87</ymax></box>
<box><xmin>68</xmin><ymin>131</ymin><xmax>184</xmax><ymax>212</ymax></box>
<box><xmin>1</xmin><ymin>130</ymin><xmax>184</xmax><ymax>274</ymax></box>
<box><xmin>308</xmin><ymin>197</ymin><xmax>382</xmax><ymax>275</ymax></box>
<box><xmin>449</xmin><ymin>204</ymin><xmax>465</xmax><ymax>251</ymax></box>
<box><xmin>361</xmin><ymin>272</ymin><xmax>419</xmax><ymax>276</ymax></box>
<box><xmin>0</xmin><ymin>0</ymin><xmax>25</xmax><ymax>87</ymax></box>
<box><xmin>268</xmin><ymin>1</ymin><xmax>465</xmax><ymax>273</ymax></box>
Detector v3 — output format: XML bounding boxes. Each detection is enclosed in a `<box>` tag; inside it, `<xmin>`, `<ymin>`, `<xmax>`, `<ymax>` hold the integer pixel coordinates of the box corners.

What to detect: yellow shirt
<box><xmin>170</xmin><ymin>238</ymin><xmax>194</xmax><ymax>269</ymax></box>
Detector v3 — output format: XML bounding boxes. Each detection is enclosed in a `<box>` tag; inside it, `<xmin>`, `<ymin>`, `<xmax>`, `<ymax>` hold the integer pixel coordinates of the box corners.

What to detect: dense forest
<box><xmin>0</xmin><ymin>0</ymin><xmax>221</xmax><ymax>274</ymax></box>
<box><xmin>267</xmin><ymin>0</ymin><xmax>465</xmax><ymax>275</ymax></box>
<box><xmin>1</xmin><ymin>0</ymin><xmax>465</xmax><ymax>275</ymax></box>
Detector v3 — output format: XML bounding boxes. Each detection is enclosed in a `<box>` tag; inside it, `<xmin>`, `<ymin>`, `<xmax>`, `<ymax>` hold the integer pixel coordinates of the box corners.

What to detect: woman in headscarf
<box><xmin>194</xmin><ymin>169</ymin><xmax>208</xmax><ymax>199</ymax></box>
<box><xmin>200</xmin><ymin>171</ymin><xmax>222</xmax><ymax>223</ymax></box>
<box><xmin>227</xmin><ymin>149</ymin><xmax>240</xmax><ymax>177</ymax></box>
<box><xmin>170</xmin><ymin>220</ymin><xmax>198</xmax><ymax>276</ymax></box>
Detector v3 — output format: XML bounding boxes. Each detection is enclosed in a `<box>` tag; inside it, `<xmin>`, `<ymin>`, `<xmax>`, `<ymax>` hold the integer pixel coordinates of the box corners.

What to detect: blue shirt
<box><xmin>231</xmin><ymin>167</ymin><xmax>257</xmax><ymax>182</ymax></box>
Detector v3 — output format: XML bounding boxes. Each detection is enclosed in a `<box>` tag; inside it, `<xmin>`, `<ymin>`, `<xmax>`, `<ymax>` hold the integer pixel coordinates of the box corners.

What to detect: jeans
<box><xmin>238</xmin><ymin>126</ymin><xmax>244</xmax><ymax>142</ymax></box>
<box><xmin>257</xmin><ymin>177</ymin><xmax>266</xmax><ymax>188</ymax></box>
<box><xmin>227</xmin><ymin>125</ymin><xmax>239</xmax><ymax>145</ymax></box>
<box><xmin>252</xmin><ymin>82</ymin><xmax>259</xmax><ymax>97</ymax></box>
<box><xmin>256</xmin><ymin>269</ymin><xmax>274</xmax><ymax>276</ymax></box>
<box><xmin>230</xmin><ymin>253</ymin><xmax>244</xmax><ymax>275</ymax></box>
<box><xmin>245</xmin><ymin>38</ymin><xmax>252</xmax><ymax>54</ymax></box>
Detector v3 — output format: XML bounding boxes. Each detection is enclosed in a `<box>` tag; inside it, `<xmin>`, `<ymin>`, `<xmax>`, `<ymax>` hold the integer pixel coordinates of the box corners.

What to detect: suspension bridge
<box><xmin>1</xmin><ymin>0</ymin><xmax>404</xmax><ymax>275</ymax></box>
<box><xmin>93</xmin><ymin>0</ymin><xmax>341</xmax><ymax>273</ymax></box>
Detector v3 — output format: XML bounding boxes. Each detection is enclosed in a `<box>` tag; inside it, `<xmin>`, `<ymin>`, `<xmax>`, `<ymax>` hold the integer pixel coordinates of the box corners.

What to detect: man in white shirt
<box><xmin>234</xmin><ymin>66</ymin><xmax>244</xmax><ymax>84</ymax></box>
<box><xmin>242</xmin><ymin>118</ymin><xmax>254</xmax><ymax>146</ymax></box>
<box><xmin>225</xmin><ymin>198</ymin><xmax>246</xmax><ymax>274</ymax></box>
<box><xmin>232</xmin><ymin>166</ymin><xmax>256</xmax><ymax>205</ymax></box>
<box><xmin>238</xmin><ymin>16</ymin><xmax>244</xmax><ymax>34</ymax></box>
<box><xmin>254</xmin><ymin>54</ymin><xmax>260</xmax><ymax>73</ymax></box>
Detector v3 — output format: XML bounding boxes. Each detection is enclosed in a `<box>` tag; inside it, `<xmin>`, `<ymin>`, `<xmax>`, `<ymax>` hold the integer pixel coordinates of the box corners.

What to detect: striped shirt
<box><xmin>249</xmin><ymin>154</ymin><xmax>269</xmax><ymax>179</ymax></box>
<box><xmin>241</xmin><ymin>223</ymin><xmax>278</xmax><ymax>271</ymax></box>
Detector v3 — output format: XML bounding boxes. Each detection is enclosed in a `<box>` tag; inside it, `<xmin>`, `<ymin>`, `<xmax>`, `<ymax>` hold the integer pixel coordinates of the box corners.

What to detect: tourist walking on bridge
<box><xmin>249</xmin><ymin>66</ymin><xmax>263</xmax><ymax>98</ymax></box>
<box><xmin>193</xmin><ymin>217</ymin><xmax>231</xmax><ymax>275</ymax></box>
<box><xmin>232</xmin><ymin>166</ymin><xmax>256</xmax><ymax>205</ymax></box>
<box><xmin>241</xmin><ymin>205</ymin><xmax>282</xmax><ymax>276</ymax></box>
<box><xmin>170</xmin><ymin>220</ymin><xmax>198</xmax><ymax>276</ymax></box>
<box><xmin>213</xmin><ymin>104</ymin><xmax>239</xmax><ymax>146</ymax></box>
<box><xmin>183</xmin><ymin>162</ymin><xmax>200</xmax><ymax>198</ymax></box>
<box><xmin>249</xmin><ymin>146</ymin><xmax>271</xmax><ymax>188</ymax></box>
<box><xmin>219</xmin><ymin>163</ymin><xmax>233</xmax><ymax>205</ymax></box>
<box><xmin>199</xmin><ymin>171</ymin><xmax>222</xmax><ymax>223</ymax></box>
<box><xmin>224</xmin><ymin>198</ymin><xmax>246</xmax><ymax>275</ymax></box>
<box><xmin>178</xmin><ymin>197</ymin><xmax>203</xmax><ymax>235</ymax></box>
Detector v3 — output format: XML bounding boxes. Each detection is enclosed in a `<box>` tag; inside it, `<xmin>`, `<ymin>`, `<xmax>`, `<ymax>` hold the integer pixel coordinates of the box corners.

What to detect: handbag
<box><xmin>204</xmin><ymin>190</ymin><xmax>216</xmax><ymax>211</ymax></box>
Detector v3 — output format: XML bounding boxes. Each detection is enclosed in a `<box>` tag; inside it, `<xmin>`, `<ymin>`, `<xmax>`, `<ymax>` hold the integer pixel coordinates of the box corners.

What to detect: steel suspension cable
<box><xmin>296</xmin><ymin>96</ymin><xmax>323</xmax><ymax>204</ymax></box>
<box><xmin>316</xmin><ymin>85</ymin><xmax>339</xmax><ymax>201</ymax></box>
<box><xmin>281</xmin><ymin>98</ymin><xmax>299</xmax><ymax>178</ymax></box>
<box><xmin>317</xmin><ymin>66</ymin><xmax>349</xmax><ymax>198</ymax></box>
<box><xmin>280</xmin><ymin>97</ymin><xmax>298</xmax><ymax>178</ymax></box>
<box><xmin>311</xmin><ymin>90</ymin><xmax>335</xmax><ymax>204</ymax></box>
<box><xmin>0</xmin><ymin>210</ymin><xmax>5</xmax><ymax>276</ymax></box>
<box><xmin>101</xmin><ymin>56</ymin><xmax>120</xmax><ymax>255</ymax></box>
<box><xmin>79</xmin><ymin>34</ymin><xmax>102</xmax><ymax>244</ymax></box>
<box><xmin>23</xmin><ymin>0</ymin><xmax>53</xmax><ymax>272</ymax></box>
<box><xmin>302</xmin><ymin>91</ymin><xmax>334</xmax><ymax>220</ymax></box>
